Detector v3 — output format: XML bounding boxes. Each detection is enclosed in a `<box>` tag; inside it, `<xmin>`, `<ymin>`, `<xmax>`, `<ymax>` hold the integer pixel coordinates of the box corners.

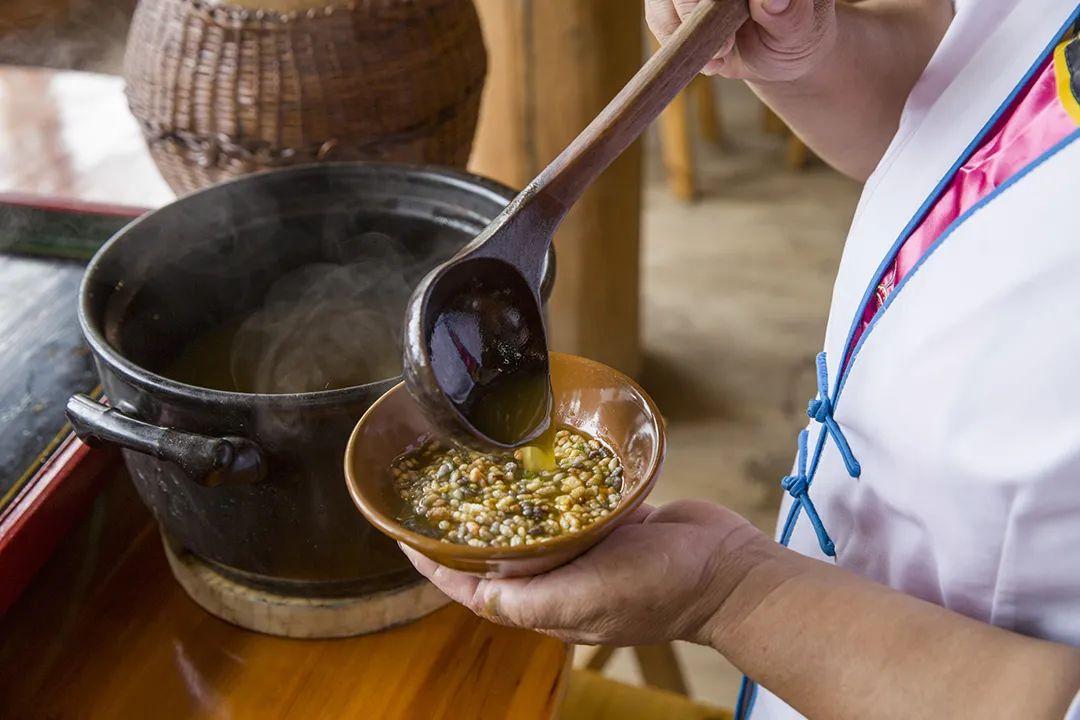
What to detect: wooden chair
<box><xmin>762</xmin><ymin>105</ymin><xmax>811</xmax><ymax>170</ymax></box>
<box><xmin>583</xmin><ymin>644</ymin><xmax>690</xmax><ymax>695</ymax></box>
<box><xmin>656</xmin><ymin>74</ymin><xmax>722</xmax><ymax>202</ymax></box>
<box><xmin>560</xmin><ymin>668</ymin><xmax>733</xmax><ymax>720</ymax></box>
<box><xmin>655</xmin><ymin>76</ymin><xmax>813</xmax><ymax>202</ymax></box>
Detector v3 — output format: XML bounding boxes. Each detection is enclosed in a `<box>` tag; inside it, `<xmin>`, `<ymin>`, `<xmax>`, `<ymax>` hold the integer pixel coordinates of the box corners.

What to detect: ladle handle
<box><xmin>533</xmin><ymin>0</ymin><xmax>749</xmax><ymax>210</ymax></box>
<box><xmin>469</xmin><ymin>0</ymin><xmax>749</xmax><ymax>289</ymax></box>
<box><xmin>66</xmin><ymin>394</ymin><xmax>264</xmax><ymax>487</ymax></box>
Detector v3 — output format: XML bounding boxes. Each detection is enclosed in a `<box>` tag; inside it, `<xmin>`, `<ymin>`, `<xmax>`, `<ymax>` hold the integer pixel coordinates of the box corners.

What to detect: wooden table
<box><xmin>1</xmin><ymin>469</ymin><xmax>569</xmax><ymax>718</ymax></box>
<box><xmin>0</xmin><ymin>65</ymin><xmax>172</xmax><ymax>206</ymax></box>
<box><xmin>0</xmin><ymin>65</ymin><xmax>570</xmax><ymax>718</ymax></box>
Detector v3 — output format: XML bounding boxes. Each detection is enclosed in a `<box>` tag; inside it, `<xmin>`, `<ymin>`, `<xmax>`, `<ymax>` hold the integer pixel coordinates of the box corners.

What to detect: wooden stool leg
<box><xmin>633</xmin><ymin>644</ymin><xmax>689</xmax><ymax>695</ymax></box>
<box><xmin>693</xmin><ymin>76</ymin><xmax>722</xmax><ymax>146</ymax></box>
<box><xmin>762</xmin><ymin>101</ymin><xmax>811</xmax><ymax>170</ymax></box>
<box><xmin>762</xmin><ymin>105</ymin><xmax>785</xmax><ymax>135</ymax></box>
<box><xmin>787</xmin><ymin>133</ymin><xmax>810</xmax><ymax>170</ymax></box>
<box><xmin>584</xmin><ymin>645</ymin><xmax>618</xmax><ymax>672</ymax></box>
<box><xmin>651</xmin><ymin>34</ymin><xmax>696</xmax><ymax>201</ymax></box>
<box><xmin>657</xmin><ymin>90</ymin><xmax>696</xmax><ymax>201</ymax></box>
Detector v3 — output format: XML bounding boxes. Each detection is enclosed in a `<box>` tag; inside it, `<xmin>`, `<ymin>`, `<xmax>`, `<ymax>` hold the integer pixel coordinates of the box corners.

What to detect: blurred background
<box><xmin>0</xmin><ymin>0</ymin><xmax>861</xmax><ymax>710</ymax></box>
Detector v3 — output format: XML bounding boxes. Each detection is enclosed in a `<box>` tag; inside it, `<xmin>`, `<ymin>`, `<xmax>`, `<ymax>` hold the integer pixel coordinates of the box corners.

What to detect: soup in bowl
<box><xmin>344</xmin><ymin>352</ymin><xmax>665</xmax><ymax>578</ymax></box>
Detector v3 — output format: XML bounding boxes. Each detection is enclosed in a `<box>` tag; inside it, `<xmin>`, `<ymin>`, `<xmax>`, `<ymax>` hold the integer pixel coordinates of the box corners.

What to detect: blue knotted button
<box><xmin>780</xmin><ymin>474</ymin><xmax>808</xmax><ymax>497</ymax></box>
<box><xmin>781</xmin><ymin>428</ymin><xmax>836</xmax><ymax>557</ymax></box>
<box><xmin>807</xmin><ymin>352</ymin><xmax>861</xmax><ymax>478</ymax></box>
<box><xmin>807</xmin><ymin>396</ymin><xmax>830</xmax><ymax>423</ymax></box>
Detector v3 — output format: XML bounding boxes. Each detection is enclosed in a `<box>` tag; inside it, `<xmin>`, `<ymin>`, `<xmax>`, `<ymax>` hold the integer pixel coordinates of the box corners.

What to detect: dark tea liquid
<box><xmin>165</xmin><ymin>318</ymin><xmax>248</xmax><ymax>392</ymax></box>
<box><xmin>429</xmin><ymin>283</ymin><xmax>550</xmax><ymax>446</ymax></box>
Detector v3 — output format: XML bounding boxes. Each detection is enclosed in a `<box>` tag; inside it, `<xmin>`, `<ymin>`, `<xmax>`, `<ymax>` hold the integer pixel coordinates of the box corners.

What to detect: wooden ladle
<box><xmin>403</xmin><ymin>0</ymin><xmax>750</xmax><ymax>449</ymax></box>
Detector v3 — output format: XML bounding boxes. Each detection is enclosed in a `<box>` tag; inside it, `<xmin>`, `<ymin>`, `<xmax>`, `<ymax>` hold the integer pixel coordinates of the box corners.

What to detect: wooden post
<box><xmin>469</xmin><ymin>0</ymin><xmax>643</xmax><ymax>378</ymax></box>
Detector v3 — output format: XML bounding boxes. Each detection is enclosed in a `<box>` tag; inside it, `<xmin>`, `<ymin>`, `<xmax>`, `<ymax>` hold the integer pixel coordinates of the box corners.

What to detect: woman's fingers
<box><xmin>399</xmin><ymin>503</ymin><xmax>657</xmax><ymax>629</ymax></box>
<box><xmin>645</xmin><ymin>0</ymin><xmax>682</xmax><ymax>43</ymax></box>
<box><xmin>644</xmin><ymin>498</ymin><xmax>730</xmax><ymax>525</ymax></box>
<box><xmin>400</xmin><ymin>500</ymin><xmax>762</xmax><ymax>647</ymax></box>
<box><xmin>646</xmin><ymin>0</ymin><xmax>747</xmax><ymax>78</ymax></box>
<box><xmin>400</xmin><ymin>544</ymin><xmax>481</xmax><ymax>607</ymax></box>
<box><xmin>646</xmin><ymin>0</ymin><xmax>736</xmax><ymax>44</ymax></box>
<box><xmin>402</xmin><ymin>546</ymin><xmax>574</xmax><ymax>629</ymax></box>
<box><xmin>671</xmin><ymin>0</ymin><xmax>707</xmax><ymax>21</ymax></box>
<box><xmin>614</xmin><ymin>502</ymin><xmax>657</xmax><ymax>527</ymax></box>
<box><xmin>647</xmin><ymin>0</ymin><xmax>833</xmax><ymax>81</ymax></box>
<box><xmin>703</xmin><ymin>32</ymin><xmax>739</xmax><ymax>74</ymax></box>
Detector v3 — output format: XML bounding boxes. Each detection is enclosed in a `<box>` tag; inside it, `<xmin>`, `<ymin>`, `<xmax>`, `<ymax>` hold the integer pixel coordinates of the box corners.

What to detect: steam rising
<box><xmin>157</xmin><ymin>210</ymin><xmax>463</xmax><ymax>397</ymax></box>
<box><xmin>222</xmin><ymin>231</ymin><xmax>429</xmax><ymax>394</ymax></box>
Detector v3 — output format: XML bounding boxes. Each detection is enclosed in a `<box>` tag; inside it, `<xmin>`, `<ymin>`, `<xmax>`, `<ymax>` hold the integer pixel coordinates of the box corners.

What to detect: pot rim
<box><xmin>78</xmin><ymin>161</ymin><xmax>552</xmax><ymax>408</ymax></box>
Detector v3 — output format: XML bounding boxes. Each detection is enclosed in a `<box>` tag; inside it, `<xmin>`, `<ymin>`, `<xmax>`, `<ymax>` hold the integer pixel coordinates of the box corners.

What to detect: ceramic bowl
<box><xmin>344</xmin><ymin>352</ymin><xmax>665</xmax><ymax>578</ymax></box>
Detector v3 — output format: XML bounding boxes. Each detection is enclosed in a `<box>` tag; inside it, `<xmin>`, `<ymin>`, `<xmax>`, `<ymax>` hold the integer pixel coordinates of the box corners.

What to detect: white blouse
<box><xmin>747</xmin><ymin>1</ymin><xmax>1080</xmax><ymax>717</ymax></box>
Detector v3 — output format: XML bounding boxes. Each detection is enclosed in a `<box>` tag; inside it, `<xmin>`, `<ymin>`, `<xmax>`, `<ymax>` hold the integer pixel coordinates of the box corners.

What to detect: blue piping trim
<box><xmin>735</xmin><ymin>677</ymin><xmax>751</xmax><ymax>719</ymax></box>
<box><xmin>842</xmin><ymin>126</ymin><xmax>1080</xmax><ymax>385</ymax></box>
<box><xmin>832</xmin><ymin>4</ymin><xmax>1080</xmax><ymax>407</ymax></box>
<box><xmin>737</xmin><ymin>10</ymin><xmax>1080</xmax><ymax>718</ymax></box>
<box><xmin>734</xmin><ymin>676</ymin><xmax>759</xmax><ymax>720</ymax></box>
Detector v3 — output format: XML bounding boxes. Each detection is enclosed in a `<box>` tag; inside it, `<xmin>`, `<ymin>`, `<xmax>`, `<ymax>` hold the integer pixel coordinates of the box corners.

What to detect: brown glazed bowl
<box><xmin>344</xmin><ymin>353</ymin><xmax>665</xmax><ymax>578</ymax></box>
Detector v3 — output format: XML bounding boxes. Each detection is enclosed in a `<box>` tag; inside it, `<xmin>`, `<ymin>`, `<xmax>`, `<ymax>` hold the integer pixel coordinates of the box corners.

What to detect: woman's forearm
<box><xmin>705</xmin><ymin>535</ymin><xmax>1080</xmax><ymax>719</ymax></box>
<box><xmin>752</xmin><ymin>1</ymin><xmax>954</xmax><ymax>180</ymax></box>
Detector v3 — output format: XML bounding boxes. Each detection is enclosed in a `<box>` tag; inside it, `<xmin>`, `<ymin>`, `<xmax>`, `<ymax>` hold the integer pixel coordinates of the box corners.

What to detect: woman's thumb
<box><xmin>761</xmin><ymin>0</ymin><xmax>792</xmax><ymax>13</ymax></box>
<box><xmin>750</xmin><ymin>0</ymin><xmax>821</xmax><ymax>46</ymax></box>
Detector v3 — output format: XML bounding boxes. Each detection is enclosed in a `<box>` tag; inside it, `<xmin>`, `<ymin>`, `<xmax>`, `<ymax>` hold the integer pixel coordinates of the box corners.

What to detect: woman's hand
<box><xmin>646</xmin><ymin>0</ymin><xmax>951</xmax><ymax>179</ymax></box>
<box><xmin>645</xmin><ymin>0</ymin><xmax>838</xmax><ymax>82</ymax></box>
<box><xmin>405</xmin><ymin>495</ymin><xmax>1080</xmax><ymax>720</ymax></box>
<box><xmin>401</xmin><ymin>500</ymin><xmax>770</xmax><ymax>646</ymax></box>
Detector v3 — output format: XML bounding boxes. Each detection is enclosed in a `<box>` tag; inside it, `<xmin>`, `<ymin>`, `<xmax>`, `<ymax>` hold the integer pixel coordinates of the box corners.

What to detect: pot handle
<box><xmin>66</xmin><ymin>394</ymin><xmax>264</xmax><ymax>487</ymax></box>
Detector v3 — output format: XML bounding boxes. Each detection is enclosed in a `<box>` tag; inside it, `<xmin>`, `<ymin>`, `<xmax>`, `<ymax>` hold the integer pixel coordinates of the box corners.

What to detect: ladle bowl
<box><xmin>344</xmin><ymin>352</ymin><xmax>665</xmax><ymax>578</ymax></box>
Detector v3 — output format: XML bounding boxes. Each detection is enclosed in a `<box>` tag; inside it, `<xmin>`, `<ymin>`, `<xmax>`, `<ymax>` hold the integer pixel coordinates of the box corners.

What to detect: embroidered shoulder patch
<box><xmin>1055</xmin><ymin>26</ymin><xmax>1080</xmax><ymax>124</ymax></box>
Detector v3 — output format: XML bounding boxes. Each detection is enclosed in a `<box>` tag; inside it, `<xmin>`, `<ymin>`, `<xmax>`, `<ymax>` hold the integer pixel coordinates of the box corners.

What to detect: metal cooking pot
<box><xmin>67</xmin><ymin>163</ymin><xmax>555</xmax><ymax>597</ymax></box>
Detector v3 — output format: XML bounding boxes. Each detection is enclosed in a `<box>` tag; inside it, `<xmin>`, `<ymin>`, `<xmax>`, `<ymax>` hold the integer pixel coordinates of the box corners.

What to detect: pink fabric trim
<box><xmin>849</xmin><ymin>54</ymin><xmax>1077</xmax><ymax>356</ymax></box>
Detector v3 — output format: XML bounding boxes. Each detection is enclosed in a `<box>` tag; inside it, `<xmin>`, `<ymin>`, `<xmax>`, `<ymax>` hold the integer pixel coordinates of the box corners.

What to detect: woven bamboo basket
<box><xmin>123</xmin><ymin>0</ymin><xmax>486</xmax><ymax>194</ymax></box>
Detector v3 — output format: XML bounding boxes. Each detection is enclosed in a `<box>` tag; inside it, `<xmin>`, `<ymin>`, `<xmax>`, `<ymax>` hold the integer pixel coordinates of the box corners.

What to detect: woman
<box><xmin>404</xmin><ymin>1</ymin><xmax>1080</xmax><ymax>717</ymax></box>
